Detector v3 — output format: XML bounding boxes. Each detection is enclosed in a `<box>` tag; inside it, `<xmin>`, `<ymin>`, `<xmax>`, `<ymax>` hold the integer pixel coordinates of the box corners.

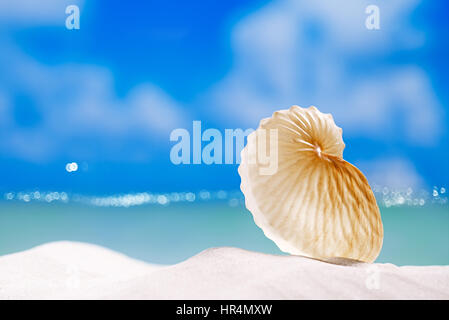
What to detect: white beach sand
<box><xmin>0</xmin><ymin>241</ymin><xmax>448</xmax><ymax>299</ymax></box>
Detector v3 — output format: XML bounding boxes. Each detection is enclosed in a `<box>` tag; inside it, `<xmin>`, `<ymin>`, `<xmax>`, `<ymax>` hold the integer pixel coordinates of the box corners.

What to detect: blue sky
<box><xmin>0</xmin><ymin>0</ymin><xmax>448</xmax><ymax>194</ymax></box>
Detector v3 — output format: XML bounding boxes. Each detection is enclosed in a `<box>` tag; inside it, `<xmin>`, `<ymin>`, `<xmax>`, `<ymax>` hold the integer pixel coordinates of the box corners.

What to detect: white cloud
<box><xmin>0</xmin><ymin>0</ymin><xmax>85</xmax><ymax>25</ymax></box>
<box><xmin>296</xmin><ymin>0</ymin><xmax>424</xmax><ymax>51</ymax></box>
<box><xmin>0</xmin><ymin>48</ymin><xmax>188</xmax><ymax>161</ymax></box>
<box><xmin>207</xmin><ymin>0</ymin><xmax>441</xmax><ymax>146</ymax></box>
<box><xmin>127</xmin><ymin>84</ymin><xmax>187</xmax><ymax>135</ymax></box>
<box><xmin>0</xmin><ymin>90</ymin><xmax>10</xmax><ymax>127</ymax></box>
<box><xmin>357</xmin><ymin>157</ymin><xmax>424</xmax><ymax>189</ymax></box>
<box><xmin>0</xmin><ymin>0</ymin><xmax>190</xmax><ymax>163</ymax></box>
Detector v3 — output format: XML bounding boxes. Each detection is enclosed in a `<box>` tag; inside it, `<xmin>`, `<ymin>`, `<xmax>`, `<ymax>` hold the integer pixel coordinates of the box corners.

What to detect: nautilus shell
<box><xmin>238</xmin><ymin>105</ymin><xmax>383</xmax><ymax>263</ymax></box>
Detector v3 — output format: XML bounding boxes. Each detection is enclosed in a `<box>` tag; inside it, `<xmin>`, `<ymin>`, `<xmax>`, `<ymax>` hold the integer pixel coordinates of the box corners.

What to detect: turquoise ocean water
<box><xmin>0</xmin><ymin>198</ymin><xmax>447</xmax><ymax>266</ymax></box>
